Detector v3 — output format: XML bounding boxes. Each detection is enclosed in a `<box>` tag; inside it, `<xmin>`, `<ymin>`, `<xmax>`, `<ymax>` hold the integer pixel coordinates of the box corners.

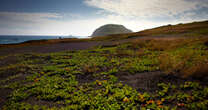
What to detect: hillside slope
<box><xmin>92</xmin><ymin>20</ymin><xmax>208</xmax><ymax>41</ymax></box>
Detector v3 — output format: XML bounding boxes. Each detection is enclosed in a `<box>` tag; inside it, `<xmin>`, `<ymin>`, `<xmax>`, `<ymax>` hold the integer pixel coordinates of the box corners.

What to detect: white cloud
<box><xmin>0</xmin><ymin>12</ymin><xmax>150</xmax><ymax>36</ymax></box>
<box><xmin>85</xmin><ymin>0</ymin><xmax>208</xmax><ymax>18</ymax></box>
<box><xmin>0</xmin><ymin>12</ymin><xmax>62</xmax><ymax>22</ymax></box>
<box><xmin>0</xmin><ymin>12</ymin><xmax>189</xmax><ymax>36</ymax></box>
<box><xmin>0</xmin><ymin>12</ymin><xmax>133</xmax><ymax>36</ymax></box>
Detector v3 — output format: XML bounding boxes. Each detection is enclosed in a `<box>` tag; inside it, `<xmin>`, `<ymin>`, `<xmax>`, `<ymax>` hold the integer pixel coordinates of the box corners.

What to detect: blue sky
<box><xmin>0</xmin><ymin>0</ymin><xmax>97</xmax><ymax>16</ymax></box>
<box><xmin>0</xmin><ymin>0</ymin><xmax>208</xmax><ymax>36</ymax></box>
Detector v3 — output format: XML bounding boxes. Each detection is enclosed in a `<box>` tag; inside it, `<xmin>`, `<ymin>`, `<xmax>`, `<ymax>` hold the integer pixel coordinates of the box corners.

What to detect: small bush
<box><xmin>158</xmin><ymin>53</ymin><xmax>185</xmax><ymax>74</ymax></box>
<box><xmin>182</xmin><ymin>62</ymin><xmax>208</xmax><ymax>79</ymax></box>
<box><xmin>82</xmin><ymin>64</ymin><xmax>98</xmax><ymax>74</ymax></box>
<box><xmin>159</xmin><ymin>46</ymin><xmax>208</xmax><ymax>79</ymax></box>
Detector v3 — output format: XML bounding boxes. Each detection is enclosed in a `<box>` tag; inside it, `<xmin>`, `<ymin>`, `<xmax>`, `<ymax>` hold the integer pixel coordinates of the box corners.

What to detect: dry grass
<box><xmin>131</xmin><ymin>38</ymin><xmax>189</xmax><ymax>51</ymax></box>
<box><xmin>182</xmin><ymin>62</ymin><xmax>208</xmax><ymax>78</ymax></box>
<box><xmin>158</xmin><ymin>53</ymin><xmax>186</xmax><ymax>75</ymax></box>
<box><xmin>91</xmin><ymin>32</ymin><xmax>139</xmax><ymax>41</ymax></box>
<box><xmin>82</xmin><ymin>64</ymin><xmax>98</xmax><ymax>74</ymax></box>
<box><xmin>127</xmin><ymin>37</ymin><xmax>208</xmax><ymax>79</ymax></box>
<box><xmin>0</xmin><ymin>38</ymin><xmax>90</xmax><ymax>49</ymax></box>
<box><xmin>157</xmin><ymin>38</ymin><xmax>208</xmax><ymax>79</ymax></box>
<box><xmin>158</xmin><ymin>54</ymin><xmax>208</xmax><ymax>79</ymax></box>
<box><xmin>136</xmin><ymin>20</ymin><xmax>208</xmax><ymax>36</ymax></box>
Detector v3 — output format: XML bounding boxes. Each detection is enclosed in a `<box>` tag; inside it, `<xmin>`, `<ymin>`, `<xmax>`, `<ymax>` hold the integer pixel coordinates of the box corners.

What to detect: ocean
<box><xmin>0</xmin><ymin>35</ymin><xmax>76</xmax><ymax>44</ymax></box>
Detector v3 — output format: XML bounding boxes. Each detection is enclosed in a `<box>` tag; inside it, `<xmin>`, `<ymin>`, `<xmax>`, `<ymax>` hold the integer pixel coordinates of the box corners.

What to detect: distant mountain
<box><xmin>91</xmin><ymin>24</ymin><xmax>132</xmax><ymax>37</ymax></box>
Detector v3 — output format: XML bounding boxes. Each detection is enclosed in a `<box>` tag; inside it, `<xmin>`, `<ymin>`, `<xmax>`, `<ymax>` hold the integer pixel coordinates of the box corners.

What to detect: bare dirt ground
<box><xmin>0</xmin><ymin>42</ymin><xmax>102</xmax><ymax>56</ymax></box>
<box><xmin>117</xmin><ymin>71</ymin><xmax>208</xmax><ymax>94</ymax></box>
<box><xmin>0</xmin><ymin>36</ymin><xmax>187</xmax><ymax>57</ymax></box>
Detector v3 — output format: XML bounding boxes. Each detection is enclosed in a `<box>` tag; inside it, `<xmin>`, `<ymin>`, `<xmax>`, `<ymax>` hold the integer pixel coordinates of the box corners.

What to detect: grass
<box><xmin>157</xmin><ymin>38</ymin><xmax>208</xmax><ymax>78</ymax></box>
<box><xmin>0</xmin><ymin>36</ymin><xmax>208</xmax><ymax>109</ymax></box>
<box><xmin>0</xmin><ymin>38</ymin><xmax>90</xmax><ymax>49</ymax></box>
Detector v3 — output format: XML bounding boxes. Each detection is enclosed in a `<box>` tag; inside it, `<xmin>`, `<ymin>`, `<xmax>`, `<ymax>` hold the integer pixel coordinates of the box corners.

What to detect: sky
<box><xmin>0</xmin><ymin>0</ymin><xmax>208</xmax><ymax>36</ymax></box>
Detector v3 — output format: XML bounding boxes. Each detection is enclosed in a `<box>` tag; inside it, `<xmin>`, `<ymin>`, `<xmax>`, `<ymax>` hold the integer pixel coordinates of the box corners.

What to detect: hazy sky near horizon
<box><xmin>0</xmin><ymin>0</ymin><xmax>208</xmax><ymax>36</ymax></box>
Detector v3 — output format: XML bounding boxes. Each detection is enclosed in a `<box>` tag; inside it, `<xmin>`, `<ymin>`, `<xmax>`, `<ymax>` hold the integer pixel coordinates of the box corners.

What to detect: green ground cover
<box><xmin>0</xmin><ymin>38</ymin><xmax>208</xmax><ymax>110</ymax></box>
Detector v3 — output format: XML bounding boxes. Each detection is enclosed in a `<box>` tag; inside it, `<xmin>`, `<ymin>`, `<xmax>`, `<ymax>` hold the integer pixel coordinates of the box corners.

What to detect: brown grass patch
<box><xmin>82</xmin><ymin>64</ymin><xmax>98</xmax><ymax>74</ymax></box>
<box><xmin>158</xmin><ymin>50</ymin><xmax>208</xmax><ymax>79</ymax></box>
<box><xmin>182</xmin><ymin>62</ymin><xmax>208</xmax><ymax>79</ymax></box>
<box><xmin>158</xmin><ymin>53</ymin><xmax>185</xmax><ymax>74</ymax></box>
<box><xmin>156</xmin><ymin>37</ymin><xmax>208</xmax><ymax>79</ymax></box>
<box><xmin>130</xmin><ymin>38</ymin><xmax>189</xmax><ymax>51</ymax></box>
<box><xmin>136</xmin><ymin>20</ymin><xmax>208</xmax><ymax>36</ymax></box>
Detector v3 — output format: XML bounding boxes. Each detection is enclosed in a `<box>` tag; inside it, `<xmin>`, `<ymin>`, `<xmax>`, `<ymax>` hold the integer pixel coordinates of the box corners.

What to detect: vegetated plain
<box><xmin>0</xmin><ymin>21</ymin><xmax>208</xmax><ymax>110</ymax></box>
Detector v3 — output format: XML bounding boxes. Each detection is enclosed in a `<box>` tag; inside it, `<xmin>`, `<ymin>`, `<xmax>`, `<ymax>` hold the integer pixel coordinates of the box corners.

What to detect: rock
<box><xmin>91</xmin><ymin>24</ymin><xmax>132</xmax><ymax>37</ymax></box>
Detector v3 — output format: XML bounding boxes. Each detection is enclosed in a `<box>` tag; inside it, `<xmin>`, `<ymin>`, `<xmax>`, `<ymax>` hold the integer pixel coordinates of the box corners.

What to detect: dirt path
<box><xmin>0</xmin><ymin>36</ymin><xmax>190</xmax><ymax>57</ymax></box>
<box><xmin>0</xmin><ymin>41</ymin><xmax>103</xmax><ymax>56</ymax></box>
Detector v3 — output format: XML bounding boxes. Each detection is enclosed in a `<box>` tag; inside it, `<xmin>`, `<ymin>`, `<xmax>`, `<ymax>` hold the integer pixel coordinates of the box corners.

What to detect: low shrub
<box><xmin>182</xmin><ymin>62</ymin><xmax>208</xmax><ymax>79</ymax></box>
<box><xmin>158</xmin><ymin>44</ymin><xmax>208</xmax><ymax>79</ymax></box>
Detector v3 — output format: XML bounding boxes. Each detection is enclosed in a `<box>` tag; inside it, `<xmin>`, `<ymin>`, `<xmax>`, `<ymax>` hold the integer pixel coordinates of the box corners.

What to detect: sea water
<box><xmin>0</xmin><ymin>35</ymin><xmax>76</xmax><ymax>44</ymax></box>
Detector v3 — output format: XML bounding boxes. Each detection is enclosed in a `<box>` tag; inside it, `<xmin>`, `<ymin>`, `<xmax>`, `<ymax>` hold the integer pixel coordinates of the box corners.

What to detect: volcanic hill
<box><xmin>91</xmin><ymin>24</ymin><xmax>132</xmax><ymax>37</ymax></box>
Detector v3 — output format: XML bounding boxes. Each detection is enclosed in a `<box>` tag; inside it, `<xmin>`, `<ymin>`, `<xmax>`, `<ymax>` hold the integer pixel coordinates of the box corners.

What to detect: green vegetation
<box><xmin>0</xmin><ymin>37</ymin><xmax>207</xmax><ymax>109</ymax></box>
